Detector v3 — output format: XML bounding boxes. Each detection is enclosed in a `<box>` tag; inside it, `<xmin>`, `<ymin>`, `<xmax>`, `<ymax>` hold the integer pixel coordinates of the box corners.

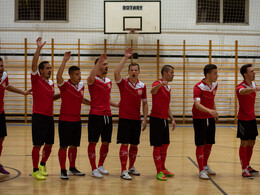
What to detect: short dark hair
<box><xmin>240</xmin><ymin>64</ymin><xmax>252</xmax><ymax>79</ymax></box>
<box><xmin>38</xmin><ymin>61</ymin><xmax>49</xmax><ymax>72</ymax></box>
<box><xmin>203</xmin><ymin>64</ymin><xmax>217</xmax><ymax>77</ymax></box>
<box><xmin>128</xmin><ymin>63</ymin><xmax>140</xmax><ymax>71</ymax></box>
<box><xmin>0</xmin><ymin>57</ymin><xmax>3</xmax><ymax>62</ymax></box>
<box><xmin>95</xmin><ymin>58</ymin><xmax>99</xmax><ymax>65</ymax></box>
<box><xmin>68</xmin><ymin>66</ymin><xmax>80</xmax><ymax>74</ymax></box>
<box><xmin>161</xmin><ymin>65</ymin><xmax>174</xmax><ymax>76</ymax></box>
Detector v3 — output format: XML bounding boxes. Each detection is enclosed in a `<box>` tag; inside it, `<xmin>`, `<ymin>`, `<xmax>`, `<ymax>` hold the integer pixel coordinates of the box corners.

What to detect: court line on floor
<box><xmin>0</xmin><ymin>166</ymin><xmax>21</xmax><ymax>183</ymax></box>
<box><xmin>230</xmin><ymin>127</ymin><xmax>260</xmax><ymax>141</ymax></box>
<box><xmin>187</xmin><ymin>156</ymin><xmax>228</xmax><ymax>195</ymax></box>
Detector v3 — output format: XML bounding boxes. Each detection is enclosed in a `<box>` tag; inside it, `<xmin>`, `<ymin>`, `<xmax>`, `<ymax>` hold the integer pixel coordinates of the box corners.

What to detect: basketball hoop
<box><xmin>125</xmin><ymin>28</ymin><xmax>141</xmax><ymax>34</ymax></box>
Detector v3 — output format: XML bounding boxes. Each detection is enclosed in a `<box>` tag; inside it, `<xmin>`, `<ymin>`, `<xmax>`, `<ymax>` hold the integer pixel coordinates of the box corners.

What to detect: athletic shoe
<box><xmin>97</xmin><ymin>166</ymin><xmax>109</xmax><ymax>175</ymax></box>
<box><xmin>32</xmin><ymin>171</ymin><xmax>46</xmax><ymax>180</ymax></box>
<box><xmin>60</xmin><ymin>169</ymin><xmax>69</xmax><ymax>180</ymax></box>
<box><xmin>91</xmin><ymin>169</ymin><xmax>103</xmax><ymax>178</ymax></box>
<box><xmin>156</xmin><ymin>172</ymin><xmax>167</xmax><ymax>181</ymax></box>
<box><xmin>120</xmin><ymin>170</ymin><xmax>132</xmax><ymax>180</ymax></box>
<box><xmin>204</xmin><ymin>165</ymin><xmax>216</xmax><ymax>175</ymax></box>
<box><xmin>162</xmin><ymin>169</ymin><xmax>175</xmax><ymax>177</ymax></box>
<box><xmin>0</xmin><ymin>164</ymin><xmax>10</xmax><ymax>174</ymax></box>
<box><xmin>128</xmin><ymin>167</ymin><xmax>140</xmax><ymax>176</ymax></box>
<box><xmin>242</xmin><ymin>169</ymin><xmax>254</xmax><ymax>179</ymax></box>
<box><xmin>247</xmin><ymin>166</ymin><xmax>259</xmax><ymax>175</ymax></box>
<box><xmin>68</xmin><ymin>167</ymin><xmax>85</xmax><ymax>176</ymax></box>
<box><xmin>38</xmin><ymin>164</ymin><xmax>48</xmax><ymax>176</ymax></box>
<box><xmin>199</xmin><ymin>170</ymin><xmax>209</xmax><ymax>180</ymax></box>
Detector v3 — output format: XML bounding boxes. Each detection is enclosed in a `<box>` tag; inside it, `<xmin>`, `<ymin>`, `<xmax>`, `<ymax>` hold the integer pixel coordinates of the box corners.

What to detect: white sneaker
<box><xmin>91</xmin><ymin>169</ymin><xmax>103</xmax><ymax>178</ymax></box>
<box><xmin>204</xmin><ymin>165</ymin><xmax>216</xmax><ymax>175</ymax></box>
<box><xmin>128</xmin><ymin>167</ymin><xmax>140</xmax><ymax>176</ymax></box>
<box><xmin>199</xmin><ymin>170</ymin><xmax>209</xmax><ymax>180</ymax></box>
<box><xmin>97</xmin><ymin>166</ymin><xmax>109</xmax><ymax>175</ymax></box>
<box><xmin>120</xmin><ymin>170</ymin><xmax>132</xmax><ymax>180</ymax></box>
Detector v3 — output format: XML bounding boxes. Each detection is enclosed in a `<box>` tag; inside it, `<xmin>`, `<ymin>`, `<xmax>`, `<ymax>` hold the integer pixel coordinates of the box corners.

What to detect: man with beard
<box><xmin>150</xmin><ymin>65</ymin><xmax>176</xmax><ymax>181</ymax></box>
<box><xmin>87</xmin><ymin>53</ymin><xmax>118</xmax><ymax>178</ymax></box>
<box><xmin>31</xmin><ymin>37</ymin><xmax>60</xmax><ymax>180</ymax></box>
<box><xmin>0</xmin><ymin>57</ymin><xmax>31</xmax><ymax>175</ymax></box>
<box><xmin>236</xmin><ymin>64</ymin><xmax>260</xmax><ymax>179</ymax></box>
<box><xmin>114</xmin><ymin>48</ymin><xmax>148</xmax><ymax>180</ymax></box>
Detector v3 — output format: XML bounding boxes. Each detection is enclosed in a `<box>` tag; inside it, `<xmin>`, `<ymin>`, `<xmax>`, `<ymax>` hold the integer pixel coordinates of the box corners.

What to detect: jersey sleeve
<box><xmin>116</xmin><ymin>78</ymin><xmax>125</xmax><ymax>90</ymax></box>
<box><xmin>5</xmin><ymin>75</ymin><xmax>9</xmax><ymax>88</ymax></box>
<box><xmin>31</xmin><ymin>72</ymin><xmax>40</xmax><ymax>85</ymax></box>
<box><xmin>142</xmin><ymin>85</ymin><xmax>147</xmax><ymax>102</ymax></box>
<box><xmin>193</xmin><ymin>85</ymin><xmax>201</xmax><ymax>102</ymax></box>
<box><xmin>58</xmin><ymin>80</ymin><xmax>67</xmax><ymax>92</ymax></box>
<box><xmin>236</xmin><ymin>85</ymin><xmax>245</xmax><ymax>95</ymax></box>
<box><xmin>152</xmin><ymin>81</ymin><xmax>160</xmax><ymax>87</ymax></box>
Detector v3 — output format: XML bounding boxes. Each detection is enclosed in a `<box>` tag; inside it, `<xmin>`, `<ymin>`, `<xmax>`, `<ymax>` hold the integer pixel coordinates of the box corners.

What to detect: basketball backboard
<box><xmin>104</xmin><ymin>1</ymin><xmax>161</xmax><ymax>34</ymax></box>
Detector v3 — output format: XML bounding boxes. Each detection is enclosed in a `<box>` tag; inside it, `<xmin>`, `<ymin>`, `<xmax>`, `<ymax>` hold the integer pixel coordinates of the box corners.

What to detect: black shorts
<box><xmin>59</xmin><ymin>120</ymin><xmax>82</xmax><ymax>147</ymax></box>
<box><xmin>193</xmin><ymin>118</ymin><xmax>216</xmax><ymax>146</ymax></box>
<box><xmin>149</xmin><ymin>117</ymin><xmax>170</xmax><ymax>147</ymax></box>
<box><xmin>117</xmin><ymin>118</ymin><xmax>141</xmax><ymax>145</ymax></box>
<box><xmin>32</xmin><ymin>113</ymin><xmax>55</xmax><ymax>146</ymax></box>
<box><xmin>0</xmin><ymin>111</ymin><xmax>7</xmax><ymax>138</ymax></box>
<box><xmin>88</xmin><ymin>115</ymin><xmax>113</xmax><ymax>143</ymax></box>
<box><xmin>237</xmin><ymin>119</ymin><xmax>258</xmax><ymax>140</ymax></box>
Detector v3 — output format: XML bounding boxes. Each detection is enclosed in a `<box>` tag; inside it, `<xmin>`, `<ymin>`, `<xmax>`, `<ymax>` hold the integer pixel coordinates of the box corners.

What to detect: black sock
<box><xmin>40</xmin><ymin>161</ymin><xmax>46</xmax><ymax>166</ymax></box>
<box><xmin>33</xmin><ymin>168</ymin><xmax>39</xmax><ymax>172</ymax></box>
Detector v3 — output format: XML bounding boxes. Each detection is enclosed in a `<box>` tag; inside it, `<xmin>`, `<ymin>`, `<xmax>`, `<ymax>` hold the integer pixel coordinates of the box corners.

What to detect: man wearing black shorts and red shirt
<box><xmin>87</xmin><ymin>53</ymin><xmax>118</xmax><ymax>178</ymax></box>
<box><xmin>57</xmin><ymin>51</ymin><xmax>90</xmax><ymax>179</ymax></box>
<box><xmin>150</xmin><ymin>65</ymin><xmax>176</xmax><ymax>181</ymax></box>
<box><xmin>114</xmin><ymin>48</ymin><xmax>148</xmax><ymax>180</ymax></box>
<box><xmin>236</xmin><ymin>64</ymin><xmax>260</xmax><ymax>179</ymax></box>
<box><xmin>0</xmin><ymin>57</ymin><xmax>31</xmax><ymax>175</ymax></box>
<box><xmin>31</xmin><ymin>37</ymin><xmax>60</xmax><ymax>180</ymax></box>
<box><xmin>192</xmin><ymin>64</ymin><xmax>219</xmax><ymax>180</ymax></box>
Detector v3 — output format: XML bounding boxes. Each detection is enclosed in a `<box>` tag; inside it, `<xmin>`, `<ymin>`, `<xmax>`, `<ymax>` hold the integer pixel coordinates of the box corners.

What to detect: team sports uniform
<box><xmin>116</xmin><ymin>77</ymin><xmax>147</xmax><ymax>178</ymax></box>
<box><xmin>236</xmin><ymin>80</ymin><xmax>259</xmax><ymax>176</ymax></box>
<box><xmin>31</xmin><ymin>71</ymin><xmax>55</xmax><ymax>177</ymax></box>
<box><xmin>57</xmin><ymin>79</ymin><xmax>85</xmax><ymax>177</ymax></box>
<box><xmin>192</xmin><ymin>78</ymin><xmax>218</xmax><ymax>176</ymax></box>
<box><xmin>58</xmin><ymin>80</ymin><xmax>84</xmax><ymax>147</ymax></box>
<box><xmin>116</xmin><ymin>78</ymin><xmax>147</xmax><ymax>145</ymax></box>
<box><xmin>149</xmin><ymin>79</ymin><xmax>175</xmax><ymax>180</ymax></box>
<box><xmin>87</xmin><ymin>75</ymin><xmax>112</xmax><ymax>176</ymax></box>
<box><xmin>0</xmin><ymin>72</ymin><xmax>9</xmax><ymax>138</ymax></box>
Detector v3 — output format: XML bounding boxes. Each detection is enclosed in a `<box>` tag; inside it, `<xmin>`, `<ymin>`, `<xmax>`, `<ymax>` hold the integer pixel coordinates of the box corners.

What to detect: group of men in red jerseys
<box><xmin>0</xmin><ymin>37</ymin><xmax>259</xmax><ymax>181</ymax></box>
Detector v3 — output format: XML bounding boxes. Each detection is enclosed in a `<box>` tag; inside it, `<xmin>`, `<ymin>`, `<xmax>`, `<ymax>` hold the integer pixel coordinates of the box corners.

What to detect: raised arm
<box><xmin>239</xmin><ymin>86</ymin><xmax>260</xmax><ymax>95</ymax></box>
<box><xmin>57</xmin><ymin>51</ymin><xmax>71</xmax><ymax>85</ymax></box>
<box><xmin>32</xmin><ymin>37</ymin><xmax>46</xmax><ymax>72</ymax></box>
<box><xmin>114</xmin><ymin>48</ymin><xmax>132</xmax><ymax>82</ymax></box>
<box><xmin>87</xmin><ymin>53</ymin><xmax>107</xmax><ymax>85</ymax></box>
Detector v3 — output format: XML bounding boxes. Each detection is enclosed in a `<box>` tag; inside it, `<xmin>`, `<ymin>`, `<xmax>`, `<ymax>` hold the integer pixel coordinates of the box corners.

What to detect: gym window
<box><xmin>15</xmin><ymin>0</ymin><xmax>68</xmax><ymax>21</ymax></box>
<box><xmin>197</xmin><ymin>0</ymin><xmax>249</xmax><ymax>24</ymax></box>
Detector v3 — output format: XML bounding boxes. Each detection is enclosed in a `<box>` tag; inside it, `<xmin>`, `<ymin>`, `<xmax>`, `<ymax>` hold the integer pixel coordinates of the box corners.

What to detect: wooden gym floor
<box><xmin>0</xmin><ymin>123</ymin><xmax>259</xmax><ymax>195</ymax></box>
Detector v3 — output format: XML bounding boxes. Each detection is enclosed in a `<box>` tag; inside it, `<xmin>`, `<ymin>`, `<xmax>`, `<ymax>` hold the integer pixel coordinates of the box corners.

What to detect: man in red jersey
<box><xmin>150</xmin><ymin>65</ymin><xmax>176</xmax><ymax>181</ymax></box>
<box><xmin>57</xmin><ymin>51</ymin><xmax>90</xmax><ymax>179</ymax></box>
<box><xmin>0</xmin><ymin>57</ymin><xmax>31</xmax><ymax>175</ymax></box>
<box><xmin>31</xmin><ymin>37</ymin><xmax>60</xmax><ymax>180</ymax></box>
<box><xmin>87</xmin><ymin>53</ymin><xmax>118</xmax><ymax>178</ymax></box>
<box><xmin>114</xmin><ymin>48</ymin><xmax>148</xmax><ymax>180</ymax></box>
<box><xmin>236</xmin><ymin>64</ymin><xmax>260</xmax><ymax>179</ymax></box>
<box><xmin>192</xmin><ymin>64</ymin><xmax>218</xmax><ymax>180</ymax></box>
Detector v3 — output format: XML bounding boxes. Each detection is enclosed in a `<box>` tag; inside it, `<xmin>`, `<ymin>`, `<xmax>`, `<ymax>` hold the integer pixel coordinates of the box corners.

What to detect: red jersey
<box><xmin>58</xmin><ymin>80</ymin><xmax>84</xmax><ymax>121</ymax></box>
<box><xmin>31</xmin><ymin>71</ymin><xmax>55</xmax><ymax>116</ymax></box>
<box><xmin>150</xmin><ymin>79</ymin><xmax>171</xmax><ymax>120</ymax></box>
<box><xmin>236</xmin><ymin>81</ymin><xmax>256</xmax><ymax>121</ymax></box>
<box><xmin>88</xmin><ymin>76</ymin><xmax>112</xmax><ymax>116</ymax></box>
<box><xmin>0</xmin><ymin>72</ymin><xmax>9</xmax><ymax>113</ymax></box>
<box><xmin>192</xmin><ymin>79</ymin><xmax>218</xmax><ymax>119</ymax></box>
<box><xmin>117</xmin><ymin>78</ymin><xmax>147</xmax><ymax>120</ymax></box>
